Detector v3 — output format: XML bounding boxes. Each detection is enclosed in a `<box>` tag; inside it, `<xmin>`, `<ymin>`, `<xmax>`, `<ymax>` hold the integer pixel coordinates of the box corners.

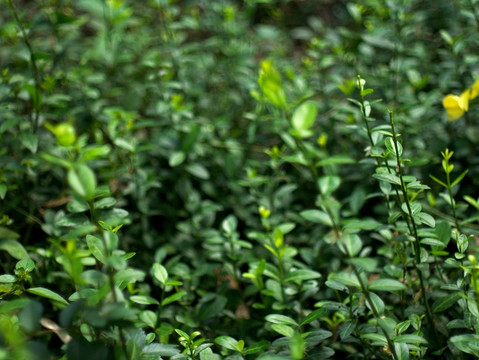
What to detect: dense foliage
<box><xmin>2</xmin><ymin>0</ymin><xmax>479</xmax><ymax>359</ymax></box>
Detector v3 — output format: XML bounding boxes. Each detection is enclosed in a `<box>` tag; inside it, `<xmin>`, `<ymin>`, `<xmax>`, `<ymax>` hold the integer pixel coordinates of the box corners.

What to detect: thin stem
<box><xmin>466</xmin><ymin>0</ymin><xmax>479</xmax><ymax>30</ymax></box>
<box><xmin>389</xmin><ymin>111</ymin><xmax>439</xmax><ymax>344</ymax></box>
<box><xmin>295</xmin><ymin>137</ymin><xmax>341</xmax><ymax>237</ymax></box>
<box><xmin>444</xmin><ymin>160</ymin><xmax>461</xmax><ymax>232</ymax></box>
<box><xmin>352</xmin><ymin>267</ymin><xmax>399</xmax><ymax>360</ymax></box>
<box><xmin>89</xmin><ymin>200</ymin><xmax>129</xmax><ymax>359</ymax></box>
<box><xmin>7</xmin><ymin>0</ymin><xmax>42</xmax><ymax>133</ymax></box>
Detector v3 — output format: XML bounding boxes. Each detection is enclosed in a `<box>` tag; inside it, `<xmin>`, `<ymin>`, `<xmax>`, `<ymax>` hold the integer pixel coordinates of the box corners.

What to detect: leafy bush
<box><xmin>2</xmin><ymin>0</ymin><xmax>479</xmax><ymax>359</ymax></box>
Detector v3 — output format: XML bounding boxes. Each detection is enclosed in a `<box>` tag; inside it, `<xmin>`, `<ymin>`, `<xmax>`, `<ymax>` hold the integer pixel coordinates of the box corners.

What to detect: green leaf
<box><xmin>0</xmin><ymin>183</ymin><xmax>6</xmax><ymax>199</ymax></box>
<box><xmin>169</xmin><ymin>151</ymin><xmax>186</xmax><ymax>167</ymax></box>
<box><xmin>0</xmin><ymin>274</ymin><xmax>17</xmax><ymax>283</ymax></box>
<box><xmin>317</xmin><ymin>155</ymin><xmax>355</xmax><ymax>167</ymax></box>
<box><xmin>432</xmin><ymin>292</ymin><xmax>462</xmax><ymax>312</ymax></box>
<box><xmin>373</xmin><ymin>173</ymin><xmax>401</xmax><ymax>185</ymax></box>
<box><xmin>114</xmin><ymin>138</ymin><xmax>135</xmax><ymax>152</ymax></box>
<box><xmin>300</xmin><ymin>210</ymin><xmax>333</xmax><ymax>226</ymax></box>
<box><xmin>185</xmin><ymin>164</ymin><xmax>210</xmax><ymax>180</ymax></box>
<box><xmin>243</xmin><ymin>340</ymin><xmax>270</xmax><ymax>355</ymax></box>
<box><xmin>338</xmin><ymin>234</ymin><xmax>362</xmax><ymax>257</ymax></box>
<box><xmin>68</xmin><ymin>164</ymin><xmax>97</xmax><ymax>200</ymax></box>
<box><xmin>361</xmin><ymin>333</ymin><xmax>387</xmax><ymax>346</ymax></box>
<box><xmin>215</xmin><ymin>336</ymin><xmax>239</xmax><ymax>352</ymax></box>
<box><xmin>41</xmin><ymin>152</ymin><xmax>72</xmax><ymax>168</ymax></box>
<box><xmin>130</xmin><ymin>295</ymin><xmax>159</xmax><ymax>305</ymax></box>
<box><xmin>79</xmin><ymin>144</ymin><xmax>111</xmax><ymax>161</ymax></box>
<box><xmin>265</xmin><ymin>314</ymin><xmax>298</xmax><ymax>326</ymax></box>
<box><xmin>19</xmin><ymin>133</ymin><xmax>38</xmax><ymax>153</ymax></box>
<box><xmin>414</xmin><ymin>212</ymin><xmax>435</xmax><ymax>228</ymax></box>
<box><xmin>290</xmin><ymin>331</ymin><xmax>305</xmax><ymax>360</ymax></box>
<box><xmin>347</xmin><ymin>258</ymin><xmax>377</xmax><ymax>272</ymax></box>
<box><xmin>222</xmin><ymin>215</ymin><xmax>237</xmax><ymax>235</ymax></box>
<box><xmin>450</xmin><ymin>334</ymin><xmax>479</xmax><ymax>356</ymax></box>
<box><xmin>0</xmin><ymin>226</ymin><xmax>20</xmax><ymax>239</ymax></box>
<box><xmin>270</xmin><ymin>324</ymin><xmax>295</xmax><ymax>337</ymax></box>
<box><xmin>285</xmin><ymin>269</ymin><xmax>321</xmax><ymax>282</ymax></box>
<box><xmin>451</xmin><ymin>169</ymin><xmax>469</xmax><ymax>188</ymax></box>
<box><xmin>435</xmin><ymin>221</ymin><xmax>451</xmax><ymax>248</ymax></box>
<box><xmin>142</xmin><ymin>343</ymin><xmax>180</xmax><ymax>356</ymax></box>
<box><xmin>161</xmin><ymin>291</ymin><xmax>187</xmax><ymax>306</ymax></box>
<box><xmin>394</xmin><ymin>342</ymin><xmax>410</xmax><ymax>360</ymax></box>
<box><xmin>429</xmin><ymin>174</ymin><xmax>447</xmax><ymax>188</ymax></box>
<box><xmin>366</xmin><ymin>291</ymin><xmax>385</xmax><ymax>315</ymax></box>
<box><xmin>258</xmin><ymin>59</ymin><xmax>287</xmax><ymax>109</ymax></box>
<box><xmin>16</xmin><ymin>258</ymin><xmax>35</xmax><ymax>272</ymax></box>
<box><xmin>385</xmin><ymin>138</ymin><xmax>402</xmax><ymax>157</ymax></box>
<box><xmin>0</xmin><ymin>239</ymin><xmax>29</xmax><ymax>259</ymax></box>
<box><xmin>368</xmin><ymin>279</ymin><xmax>407</xmax><ymax>292</ymax></box>
<box><xmin>394</xmin><ymin>334</ymin><xmax>428</xmax><ymax>344</ymax></box>
<box><xmin>151</xmin><ymin>263</ymin><xmax>168</xmax><ymax>285</ymax></box>
<box><xmin>328</xmin><ymin>272</ymin><xmax>360</xmax><ymax>288</ymax></box>
<box><xmin>300</xmin><ymin>308</ymin><xmax>327</xmax><ymax>326</ymax></box>
<box><xmin>86</xmin><ymin>235</ymin><xmax>106</xmax><ymax>264</ymax></box>
<box><xmin>420</xmin><ymin>238</ymin><xmax>447</xmax><ymax>248</ymax></box>
<box><xmin>27</xmin><ymin>287</ymin><xmax>69</xmax><ymax>305</ymax></box>
<box><xmin>318</xmin><ymin>176</ymin><xmax>341</xmax><ymax>196</ymax></box>
<box><xmin>139</xmin><ymin>310</ymin><xmax>157</xmax><ymax>328</ymax></box>
<box><xmin>114</xmin><ymin>269</ymin><xmax>146</xmax><ymax>287</ymax></box>
<box><xmin>291</xmin><ymin>101</ymin><xmax>317</xmax><ymax>138</ymax></box>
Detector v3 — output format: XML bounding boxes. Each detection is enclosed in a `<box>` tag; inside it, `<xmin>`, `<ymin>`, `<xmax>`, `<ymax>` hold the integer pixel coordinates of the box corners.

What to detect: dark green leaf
<box><xmin>432</xmin><ymin>292</ymin><xmax>462</xmax><ymax>312</ymax></box>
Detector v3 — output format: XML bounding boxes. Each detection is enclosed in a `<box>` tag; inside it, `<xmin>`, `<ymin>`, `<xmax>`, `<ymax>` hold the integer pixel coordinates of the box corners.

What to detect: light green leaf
<box><xmin>215</xmin><ymin>336</ymin><xmax>239</xmax><ymax>352</ymax></box>
<box><xmin>0</xmin><ymin>239</ymin><xmax>29</xmax><ymax>259</ymax></box>
<box><xmin>338</xmin><ymin>234</ymin><xmax>362</xmax><ymax>257</ymax></box>
<box><xmin>0</xmin><ymin>274</ymin><xmax>17</xmax><ymax>283</ymax></box>
<box><xmin>394</xmin><ymin>342</ymin><xmax>409</xmax><ymax>360</ymax></box>
<box><xmin>68</xmin><ymin>164</ymin><xmax>97</xmax><ymax>200</ymax></box>
<box><xmin>328</xmin><ymin>272</ymin><xmax>360</xmax><ymax>288</ymax></box>
<box><xmin>318</xmin><ymin>176</ymin><xmax>341</xmax><ymax>196</ymax></box>
<box><xmin>291</xmin><ymin>101</ymin><xmax>317</xmax><ymax>138</ymax></box>
<box><xmin>270</xmin><ymin>324</ymin><xmax>295</xmax><ymax>337</ymax></box>
<box><xmin>368</xmin><ymin>279</ymin><xmax>407</xmax><ymax>292</ymax></box>
<box><xmin>300</xmin><ymin>210</ymin><xmax>333</xmax><ymax>226</ymax></box>
<box><xmin>414</xmin><ymin>212</ymin><xmax>435</xmax><ymax>228</ymax></box>
<box><xmin>130</xmin><ymin>295</ymin><xmax>159</xmax><ymax>305</ymax></box>
<box><xmin>0</xmin><ymin>183</ymin><xmax>6</xmax><ymax>199</ymax></box>
<box><xmin>27</xmin><ymin>287</ymin><xmax>68</xmax><ymax>305</ymax></box>
<box><xmin>285</xmin><ymin>269</ymin><xmax>321</xmax><ymax>282</ymax></box>
<box><xmin>265</xmin><ymin>314</ymin><xmax>298</xmax><ymax>326</ymax></box>
<box><xmin>86</xmin><ymin>235</ymin><xmax>106</xmax><ymax>264</ymax></box>
<box><xmin>151</xmin><ymin>263</ymin><xmax>168</xmax><ymax>285</ymax></box>
<box><xmin>161</xmin><ymin>291</ymin><xmax>187</xmax><ymax>306</ymax></box>
<box><xmin>373</xmin><ymin>173</ymin><xmax>401</xmax><ymax>186</ymax></box>
<box><xmin>169</xmin><ymin>151</ymin><xmax>186</xmax><ymax>167</ymax></box>
<box><xmin>347</xmin><ymin>258</ymin><xmax>377</xmax><ymax>272</ymax></box>
<box><xmin>394</xmin><ymin>334</ymin><xmax>428</xmax><ymax>344</ymax></box>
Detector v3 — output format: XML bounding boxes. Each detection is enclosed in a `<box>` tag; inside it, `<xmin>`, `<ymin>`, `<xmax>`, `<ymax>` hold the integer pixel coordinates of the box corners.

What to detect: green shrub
<box><xmin>2</xmin><ymin>0</ymin><xmax>479</xmax><ymax>359</ymax></box>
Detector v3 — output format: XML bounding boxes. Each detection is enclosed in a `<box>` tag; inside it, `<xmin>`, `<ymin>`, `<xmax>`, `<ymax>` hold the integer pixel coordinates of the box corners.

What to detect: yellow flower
<box><xmin>443</xmin><ymin>79</ymin><xmax>479</xmax><ymax>121</ymax></box>
<box><xmin>442</xmin><ymin>90</ymin><xmax>470</xmax><ymax>121</ymax></box>
<box><xmin>471</xmin><ymin>79</ymin><xmax>479</xmax><ymax>99</ymax></box>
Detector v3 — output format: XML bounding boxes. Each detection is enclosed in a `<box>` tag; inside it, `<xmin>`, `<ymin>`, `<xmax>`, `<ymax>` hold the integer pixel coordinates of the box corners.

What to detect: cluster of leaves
<box><xmin>2</xmin><ymin>0</ymin><xmax>479</xmax><ymax>359</ymax></box>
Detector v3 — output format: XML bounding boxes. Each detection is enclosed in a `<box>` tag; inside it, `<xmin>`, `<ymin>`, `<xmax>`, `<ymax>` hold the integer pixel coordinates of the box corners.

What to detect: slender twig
<box><xmin>389</xmin><ymin>111</ymin><xmax>438</xmax><ymax>343</ymax></box>
<box><xmin>7</xmin><ymin>0</ymin><xmax>42</xmax><ymax>132</ymax></box>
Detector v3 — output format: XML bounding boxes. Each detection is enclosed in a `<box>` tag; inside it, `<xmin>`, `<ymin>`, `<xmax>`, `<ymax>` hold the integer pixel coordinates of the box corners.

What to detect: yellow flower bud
<box><xmin>258</xmin><ymin>206</ymin><xmax>271</xmax><ymax>219</ymax></box>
